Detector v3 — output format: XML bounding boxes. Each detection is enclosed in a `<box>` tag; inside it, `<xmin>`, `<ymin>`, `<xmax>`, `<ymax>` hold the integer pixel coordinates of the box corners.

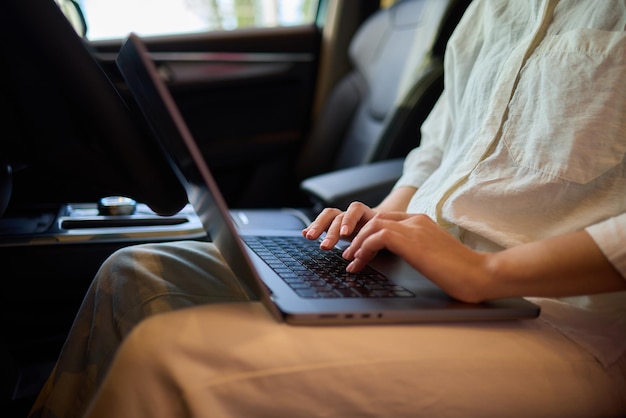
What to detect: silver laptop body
<box><xmin>116</xmin><ymin>33</ymin><xmax>540</xmax><ymax>325</ymax></box>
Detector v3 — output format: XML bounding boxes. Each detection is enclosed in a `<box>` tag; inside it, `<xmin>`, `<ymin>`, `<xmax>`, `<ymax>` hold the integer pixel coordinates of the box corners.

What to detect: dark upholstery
<box><xmin>296</xmin><ymin>0</ymin><xmax>471</xmax><ymax>183</ymax></box>
<box><xmin>298</xmin><ymin>0</ymin><xmax>471</xmax><ymax>210</ymax></box>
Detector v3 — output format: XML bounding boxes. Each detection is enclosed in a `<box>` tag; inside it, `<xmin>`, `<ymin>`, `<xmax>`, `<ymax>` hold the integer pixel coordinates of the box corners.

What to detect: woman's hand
<box><xmin>305</xmin><ymin>206</ymin><xmax>491</xmax><ymax>302</ymax></box>
<box><xmin>302</xmin><ymin>186</ymin><xmax>418</xmax><ymax>250</ymax></box>
<box><xmin>341</xmin><ymin>212</ymin><xmax>626</xmax><ymax>303</ymax></box>
<box><xmin>342</xmin><ymin>212</ymin><xmax>489</xmax><ymax>302</ymax></box>
<box><xmin>302</xmin><ymin>201</ymin><xmax>378</xmax><ymax>250</ymax></box>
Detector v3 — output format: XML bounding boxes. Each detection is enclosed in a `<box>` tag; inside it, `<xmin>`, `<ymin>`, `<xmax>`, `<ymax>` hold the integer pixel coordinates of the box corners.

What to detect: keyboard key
<box><xmin>243</xmin><ymin>236</ymin><xmax>414</xmax><ymax>299</ymax></box>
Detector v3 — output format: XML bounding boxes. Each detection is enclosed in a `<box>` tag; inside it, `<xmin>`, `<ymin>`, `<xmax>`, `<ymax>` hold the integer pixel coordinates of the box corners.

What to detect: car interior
<box><xmin>0</xmin><ymin>0</ymin><xmax>471</xmax><ymax>416</ymax></box>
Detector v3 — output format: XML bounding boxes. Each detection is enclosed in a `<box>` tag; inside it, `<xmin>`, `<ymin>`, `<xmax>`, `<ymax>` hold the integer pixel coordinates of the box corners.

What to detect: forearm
<box><xmin>374</xmin><ymin>186</ymin><xmax>417</xmax><ymax>213</ymax></box>
<box><xmin>480</xmin><ymin>230</ymin><xmax>626</xmax><ymax>301</ymax></box>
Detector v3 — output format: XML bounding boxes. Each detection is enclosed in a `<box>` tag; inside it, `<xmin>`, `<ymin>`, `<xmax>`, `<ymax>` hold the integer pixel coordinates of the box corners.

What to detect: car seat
<box><xmin>298</xmin><ymin>0</ymin><xmax>471</xmax><ymax>211</ymax></box>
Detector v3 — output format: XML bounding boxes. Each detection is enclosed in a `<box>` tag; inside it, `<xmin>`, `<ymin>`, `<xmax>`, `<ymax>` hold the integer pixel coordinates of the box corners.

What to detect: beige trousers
<box><xmin>31</xmin><ymin>240</ymin><xmax>626</xmax><ymax>418</ymax></box>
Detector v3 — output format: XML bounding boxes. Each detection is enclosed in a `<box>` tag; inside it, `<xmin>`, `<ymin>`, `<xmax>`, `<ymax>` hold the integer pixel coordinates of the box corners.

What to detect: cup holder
<box><xmin>57</xmin><ymin>202</ymin><xmax>205</xmax><ymax>240</ymax></box>
<box><xmin>60</xmin><ymin>216</ymin><xmax>188</xmax><ymax>230</ymax></box>
<box><xmin>0</xmin><ymin>202</ymin><xmax>206</xmax><ymax>247</ymax></box>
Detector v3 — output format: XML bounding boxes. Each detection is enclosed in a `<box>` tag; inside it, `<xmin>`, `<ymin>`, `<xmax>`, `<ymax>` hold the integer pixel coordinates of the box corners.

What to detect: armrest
<box><xmin>300</xmin><ymin>158</ymin><xmax>404</xmax><ymax>212</ymax></box>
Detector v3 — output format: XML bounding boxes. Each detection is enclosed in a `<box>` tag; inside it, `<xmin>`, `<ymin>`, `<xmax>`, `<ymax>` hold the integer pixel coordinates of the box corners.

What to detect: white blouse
<box><xmin>394</xmin><ymin>0</ymin><xmax>626</xmax><ymax>367</ymax></box>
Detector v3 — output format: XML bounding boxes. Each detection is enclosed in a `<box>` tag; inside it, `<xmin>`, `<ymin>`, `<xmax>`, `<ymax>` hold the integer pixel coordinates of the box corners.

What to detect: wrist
<box><xmin>375</xmin><ymin>186</ymin><xmax>417</xmax><ymax>212</ymax></box>
<box><xmin>481</xmin><ymin>251</ymin><xmax>507</xmax><ymax>300</ymax></box>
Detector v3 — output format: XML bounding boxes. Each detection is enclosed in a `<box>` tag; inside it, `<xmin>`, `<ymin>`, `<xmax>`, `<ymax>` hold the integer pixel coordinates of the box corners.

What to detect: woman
<box><xmin>31</xmin><ymin>1</ymin><xmax>626</xmax><ymax>417</ymax></box>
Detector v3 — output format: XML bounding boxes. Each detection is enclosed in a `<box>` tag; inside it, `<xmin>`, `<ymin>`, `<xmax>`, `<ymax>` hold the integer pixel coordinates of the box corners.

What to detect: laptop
<box><xmin>115</xmin><ymin>33</ymin><xmax>540</xmax><ymax>325</ymax></box>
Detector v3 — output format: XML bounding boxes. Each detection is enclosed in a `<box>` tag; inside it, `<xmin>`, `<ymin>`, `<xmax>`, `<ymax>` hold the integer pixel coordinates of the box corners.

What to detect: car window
<box><xmin>76</xmin><ymin>0</ymin><xmax>320</xmax><ymax>40</ymax></box>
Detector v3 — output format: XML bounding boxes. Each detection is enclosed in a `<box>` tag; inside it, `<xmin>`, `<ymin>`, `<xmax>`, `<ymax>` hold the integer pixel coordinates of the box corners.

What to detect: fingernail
<box><xmin>306</xmin><ymin>228</ymin><xmax>317</xmax><ymax>238</ymax></box>
<box><xmin>320</xmin><ymin>239</ymin><xmax>330</xmax><ymax>249</ymax></box>
<box><xmin>340</xmin><ymin>225</ymin><xmax>349</xmax><ymax>236</ymax></box>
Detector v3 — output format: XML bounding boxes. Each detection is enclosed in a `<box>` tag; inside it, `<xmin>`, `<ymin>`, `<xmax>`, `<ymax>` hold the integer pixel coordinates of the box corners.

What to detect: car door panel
<box><xmin>93</xmin><ymin>25</ymin><xmax>321</xmax><ymax>207</ymax></box>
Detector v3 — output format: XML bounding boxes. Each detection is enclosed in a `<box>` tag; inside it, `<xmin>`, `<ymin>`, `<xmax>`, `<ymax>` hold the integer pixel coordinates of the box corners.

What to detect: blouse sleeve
<box><xmin>393</xmin><ymin>89</ymin><xmax>452</xmax><ymax>190</ymax></box>
<box><xmin>585</xmin><ymin>213</ymin><xmax>626</xmax><ymax>279</ymax></box>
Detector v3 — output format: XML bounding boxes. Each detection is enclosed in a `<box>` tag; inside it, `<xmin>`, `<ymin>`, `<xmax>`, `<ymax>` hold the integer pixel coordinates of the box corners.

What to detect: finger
<box><xmin>341</xmin><ymin>211</ymin><xmax>411</xmax><ymax>250</ymax></box>
<box><xmin>343</xmin><ymin>215</ymin><xmax>415</xmax><ymax>262</ymax></box>
<box><xmin>345</xmin><ymin>228</ymin><xmax>395</xmax><ymax>272</ymax></box>
<box><xmin>379</xmin><ymin>211</ymin><xmax>414</xmax><ymax>221</ymax></box>
<box><xmin>302</xmin><ymin>208</ymin><xmax>342</xmax><ymax>240</ymax></box>
<box><xmin>342</xmin><ymin>215</ymin><xmax>390</xmax><ymax>260</ymax></box>
<box><xmin>320</xmin><ymin>214</ymin><xmax>345</xmax><ymax>249</ymax></box>
<box><xmin>339</xmin><ymin>201</ymin><xmax>371</xmax><ymax>237</ymax></box>
<box><xmin>346</xmin><ymin>243</ymin><xmax>380</xmax><ymax>272</ymax></box>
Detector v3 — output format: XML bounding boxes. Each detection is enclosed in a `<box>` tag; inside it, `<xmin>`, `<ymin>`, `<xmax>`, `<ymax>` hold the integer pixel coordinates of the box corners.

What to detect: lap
<box><xmin>99</xmin><ymin>301</ymin><xmax>626</xmax><ymax>418</ymax></box>
<box><xmin>96</xmin><ymin>240</ymin><xmax>252</xmax><ymax>322</ymax></box>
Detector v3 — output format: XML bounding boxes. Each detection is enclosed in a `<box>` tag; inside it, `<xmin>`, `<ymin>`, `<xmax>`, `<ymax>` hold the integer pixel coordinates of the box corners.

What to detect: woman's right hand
<box><xmin>302</xmin><ymin>201</ymin><xmax>378</xmax><ymax>250</ymax></box>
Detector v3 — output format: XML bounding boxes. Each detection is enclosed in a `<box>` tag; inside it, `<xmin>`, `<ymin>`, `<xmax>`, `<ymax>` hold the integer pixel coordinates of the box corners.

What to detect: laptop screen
<box><xmin>116</xmin><ymin>33</ymin><xmax>278</xmax><ymax>308</ymax></box>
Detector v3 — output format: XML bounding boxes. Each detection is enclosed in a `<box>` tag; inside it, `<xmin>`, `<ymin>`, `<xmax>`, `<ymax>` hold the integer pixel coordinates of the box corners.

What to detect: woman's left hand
<box><xmin>342</xmin><ymin>212</ymin><xmax>489</xmax><ymax>302</ymax></box>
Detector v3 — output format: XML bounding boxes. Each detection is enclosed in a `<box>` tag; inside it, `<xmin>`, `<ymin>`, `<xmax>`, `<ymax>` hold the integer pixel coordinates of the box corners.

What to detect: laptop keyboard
<box><xmin>243</xmin><ymin>236</ymin><xmax>414</xmax><ymax>299</ymax></box>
